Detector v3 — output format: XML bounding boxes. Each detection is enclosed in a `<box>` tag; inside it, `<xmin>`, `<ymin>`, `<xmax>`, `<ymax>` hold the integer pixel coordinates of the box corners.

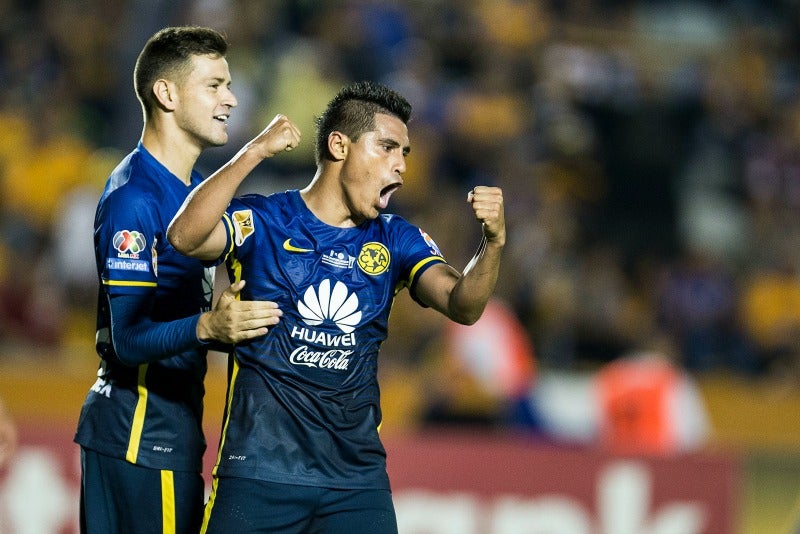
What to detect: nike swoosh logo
<box><xmin>283</xmin><ymin>239</ymin><xmax>313</xmax><ymax>253</ymax></box>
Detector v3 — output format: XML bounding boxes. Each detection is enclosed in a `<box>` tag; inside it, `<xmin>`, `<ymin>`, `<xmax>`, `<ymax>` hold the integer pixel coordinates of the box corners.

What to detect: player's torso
<box><xmin>76</xmin><ymin>147</ymin><xmax>209</xmax><ymax>471</ymax></box>
<box><xmin>226</xmin><ymin>192</ymin><xmax>399</xmax><ymax>387</ymax></box>
<box><xmin>215</xmin><ymin>191</ymin><xmax>420</xmax><ymax>487</ymax></box>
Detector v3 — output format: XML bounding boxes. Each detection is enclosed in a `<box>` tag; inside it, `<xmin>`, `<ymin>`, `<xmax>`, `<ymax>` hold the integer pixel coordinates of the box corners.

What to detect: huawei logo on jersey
<box><xmin>290</xmin><ymin>279</ymin><xmax>360</xmax><ymax>371</ymax></box>
<box><xmin>297</xmin><ymin>279</ymin><xmax>361</xmax><ymax>334</ymax></box>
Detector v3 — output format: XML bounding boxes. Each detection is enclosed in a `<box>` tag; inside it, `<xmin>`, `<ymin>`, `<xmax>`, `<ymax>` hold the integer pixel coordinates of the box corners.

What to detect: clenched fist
<box><xmin>468</xmin><ymin>186</ymin><xmax>505</xmax><ymax>246</ymax></box>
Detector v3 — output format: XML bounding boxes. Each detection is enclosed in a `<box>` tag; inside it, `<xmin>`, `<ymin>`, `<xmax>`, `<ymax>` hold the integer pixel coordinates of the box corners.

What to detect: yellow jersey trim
<box><xmin>212</xmin><ymin>358</ymin><xmax>240</xmax><ymax>477</ymax></box>
<box><xmin>103</xmin><ymin>279</ymin><xmax>157</xmax><ymax>288</ymax></box>
<box><xmin>199</xmin><ymin>476</ymin><xmax>219</xmax><ymax>534</ymax></box>
<box><xmin>221</xmin><ymin>213</ymin><xmax>237</xmax><ymax>261</ymax></box>
<box><xmin>408</xmin><ymin>256</ymin><xmax>445</xmax><ymax>285</ymax></box>
<box><xmin>125</xmin><ymin>364</ymin><xmax>149</xmax><ymax>463</ymax></box>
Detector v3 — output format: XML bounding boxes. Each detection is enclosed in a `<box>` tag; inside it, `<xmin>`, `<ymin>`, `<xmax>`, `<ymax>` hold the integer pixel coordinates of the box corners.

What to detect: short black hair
<box><xmin>314</xmin><ymin>81</ymin><xmax>412</xmax><ymax>163</ymax></box>
<box><xmin>134</xmin><ymin>26</ymin><xmax>229</xmax><ymax>116</ymax></box>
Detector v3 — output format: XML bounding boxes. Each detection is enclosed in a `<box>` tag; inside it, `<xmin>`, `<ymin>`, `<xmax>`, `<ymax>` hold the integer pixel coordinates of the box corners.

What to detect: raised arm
<box><xmin>167</xmin><ymin>114</ymin><xmax>301</xmax><ymax>260</ymax></box>
<box><xmin>414</xmin><ymin>186</ymin><xmax>505</xmax><ymax>325</ymax></box>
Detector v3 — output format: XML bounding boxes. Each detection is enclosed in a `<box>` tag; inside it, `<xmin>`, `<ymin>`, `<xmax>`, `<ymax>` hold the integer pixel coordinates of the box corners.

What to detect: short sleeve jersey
<box><xmin>74</xmin><ymin>143</ymin><xmax>213</xmax><ymax>472</ymax></box>
<box><xmin>211</xmin><ymin>190</ymin><xmax>446</xmax><ymax>489</ymax></box>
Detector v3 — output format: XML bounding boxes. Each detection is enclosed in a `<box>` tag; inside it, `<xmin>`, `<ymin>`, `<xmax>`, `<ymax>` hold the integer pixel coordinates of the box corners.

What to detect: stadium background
<box><xmin>1</xmin><ymin>0</ymin><xmax>800</xmax><ymax>532</ymax></box>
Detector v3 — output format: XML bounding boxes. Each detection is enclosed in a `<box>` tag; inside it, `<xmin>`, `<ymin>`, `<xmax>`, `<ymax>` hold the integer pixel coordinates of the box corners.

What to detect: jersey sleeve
<box><xmin>391</xmin><ymin>216</ymin><xmax>447</xmax><ymax>297</ymax></box>
<box><xmin>108</xmin><ymin>293</ymin><xmax>202</xmax><ymax>365</ymax></box>
<box><xmin>217</xmin><ymin>196</ymin><xmax>257</xmax><ymax>264</ymax></box>
<box><xmin>96</xmin><ymin>189</ymin><xmax>160</xmax><ymax>296</ymax></box>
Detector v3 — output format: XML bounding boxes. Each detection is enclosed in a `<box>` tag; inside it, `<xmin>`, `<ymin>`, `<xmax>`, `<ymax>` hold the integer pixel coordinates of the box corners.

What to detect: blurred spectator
<box><xmin>419</xmin><ymin>298</ymin><xmax>538</xmax><ymax>429</ymax></box>
<box><xmin>0</xmin><ymin>395</ymin><xmax>16</xmax><ymax>470</ymax></box>
<box><xmin>657</xmin><ymin>249</ymin><xmax>757</xmax><ymax>374</ymax></box>
<box><xmin>740</xmin><ymin>258</ymin><xmax>800</xmax><ymax>377</ymax></box>
<box><xmin>574</xmin><ymin>245</ymin><xmax>652</xmax><ymax>364</ymax></box>
<box><xmin>595</xmin><ymin>344</ymin><xmax>712</xmax><ymax>455</ymax></box>
<box><xmin>2</xmin><ymin>0</ymin><xmax>800</xmax><ymax>429</ymax></box>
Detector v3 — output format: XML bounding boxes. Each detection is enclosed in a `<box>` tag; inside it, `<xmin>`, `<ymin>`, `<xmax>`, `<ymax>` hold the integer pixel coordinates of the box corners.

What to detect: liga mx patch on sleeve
<box><xmin>232</xmin><ymin>209</ymin><xmax>254</xmax><ymax>246</ymax></box>
<box><xmin>113</xmin><ymin>230</ymin><xmax>146</xmax><ymax>257</ymax></box>
<box><xmin>419</xmin><ymin>228</ymin><xmax>443</xmax><ymax>257</ymax></box>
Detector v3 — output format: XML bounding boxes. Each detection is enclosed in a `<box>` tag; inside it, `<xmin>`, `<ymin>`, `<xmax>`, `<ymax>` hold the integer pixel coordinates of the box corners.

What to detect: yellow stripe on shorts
<box><xmin>161</xmin><ymin>470</ymin><xmax>176</xmax><ymax>534</ymax></box>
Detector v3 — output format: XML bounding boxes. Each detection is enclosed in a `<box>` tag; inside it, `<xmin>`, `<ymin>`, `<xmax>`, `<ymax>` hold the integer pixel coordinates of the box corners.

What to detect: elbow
<box><xmin>99</xmin><ymin>328</ymin><xmax>138</xmax><ymax>367</ymax></box>
<box><xmin>111</xmin><ymin>338</ymin><xmax>140</xmax><ymax>367</ymax></box>
<box><xmin>461</xmin><ymin>314</ymin><xmax>482</xmax><ymax>326</ymax></box>
<box><xmin>444</xmin><ymin>294</ymin><xmax>487</xmax><ymax>326</ymax></box>
<box><xmin>166</xmin><ymin>223</ymin><xmax>193</xmax><ymax>256</ymax></box>
<box><xmin>115</xmin><ymin>351</ymin><xmax>138</xmax><ymax>367</ymax></box>
<box><xmin>109</xmin><ymin>326</ymin><xmax>143</xmax><ymax>366</ymax></box>
<box><xmin>167</xmin><ymin>218</ymin><xmax>219</xmax><ymax>260</ymax></box>
<box><xmin>450</xmin><ymin>309</ymin><xmax>483</xmax><ymax>326</ymax></box>
<box><xmin>165</xmin><ymin>223</ymin><xmax>183</xmax><ymax>252</ymax></box>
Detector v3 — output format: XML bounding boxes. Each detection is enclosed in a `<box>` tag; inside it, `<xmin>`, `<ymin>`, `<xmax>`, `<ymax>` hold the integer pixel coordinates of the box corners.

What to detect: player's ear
<box><xmin>152</xmin><ymin>79</ymin><xmax>177</xmax><ymax>111</ymax></box>
<box><xmin>327</xmin><ymin>131</ymin><xmax>348</xmax><ymax>161</ymax></box>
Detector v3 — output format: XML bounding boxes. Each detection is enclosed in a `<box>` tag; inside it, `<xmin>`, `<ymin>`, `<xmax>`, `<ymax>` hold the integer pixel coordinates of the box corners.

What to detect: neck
<box><xmin>300</xmin><ymin>168</ymin><xmax>358</xmax><ymax>228</ymax></box>
<box><xmin>140</xmin><ymin>124</ymin><xmax>202</xmax><ymax>185</ymax></box>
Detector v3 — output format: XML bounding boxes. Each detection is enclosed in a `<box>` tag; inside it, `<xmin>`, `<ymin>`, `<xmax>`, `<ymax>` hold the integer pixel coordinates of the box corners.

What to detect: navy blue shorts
<box><xmin>201</xmin><ymin>476</ymin><xmax>397</xmax><ymax>534</ymax></box>
<box><xmin>79</xmin><ymin>447</ymin><xmax>204</xmax><ymax>534</ymax></box>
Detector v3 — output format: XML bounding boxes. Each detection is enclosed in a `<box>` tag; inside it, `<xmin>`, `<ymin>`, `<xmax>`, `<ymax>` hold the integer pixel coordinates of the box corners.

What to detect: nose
<box><xmin>395</xmin><ymin>154</ymin><xmax>406</xmax><ymax>176</ymax></box>
<box><xmin>223</xmin><ymin>87</ymin><xmax>238</xmax><ymax>108</ymax></box>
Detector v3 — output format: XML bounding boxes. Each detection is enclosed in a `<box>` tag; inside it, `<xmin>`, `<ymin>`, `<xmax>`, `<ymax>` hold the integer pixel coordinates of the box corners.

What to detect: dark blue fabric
<box><xmin>79</xmin><ymin>447</ymin><xmax>204</xmax><ymax>534</ymax></box>
<box><xmin>109</xmin><ymin>293</ymin><xmax>200</xmax><ymax>366</ymax></box>
<box><xmin>203</xmin><ymin>476</ymin><xmax>397</xmax><ymax>534</ymax></box>
<box><xmin>210</xmin><ymin>190</ymin><xmax>446</xmax><ymax>490</ymax></box>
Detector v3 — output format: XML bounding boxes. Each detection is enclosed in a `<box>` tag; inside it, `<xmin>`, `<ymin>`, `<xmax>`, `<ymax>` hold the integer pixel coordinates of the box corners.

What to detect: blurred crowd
<box><xmin>3</xmin><ymin>0</ymin><xmax>800</xmax><ymax>433</ymax></box>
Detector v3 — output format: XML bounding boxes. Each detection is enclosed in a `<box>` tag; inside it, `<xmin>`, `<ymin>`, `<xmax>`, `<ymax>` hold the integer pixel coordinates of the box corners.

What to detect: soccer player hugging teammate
<box><xmin>168</xmin><ymin>80</ymin><xmax>505</xmax><ymax>533</ymax></box>
<box><xmin>74</xmin><ymin>26</ymin><xmax>285</xmax><ymax>534</ymax></box>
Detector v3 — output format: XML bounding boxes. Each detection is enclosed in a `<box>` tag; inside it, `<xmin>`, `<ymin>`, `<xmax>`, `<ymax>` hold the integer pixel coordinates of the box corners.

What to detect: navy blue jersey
<box><xmin>74</xmin><ymin>143</ymin><xmax>213</xmax><ymax>472</ymax></box>
<box><xmin>211</xmin><ymin>190</ymin><xmax>445</xmax><ymax>489</ymax></box>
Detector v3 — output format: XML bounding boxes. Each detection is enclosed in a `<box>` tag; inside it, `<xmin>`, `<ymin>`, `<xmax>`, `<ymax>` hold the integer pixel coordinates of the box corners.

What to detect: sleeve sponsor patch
<box><xmin>232</xmin><ymin>209</ymin><xmax>255</xmax><ymax>246</ymax></box>
<box><xmin>106</xmin><ymin>258</ymin><xmax>150</xmax><ymax>272</ymax></box>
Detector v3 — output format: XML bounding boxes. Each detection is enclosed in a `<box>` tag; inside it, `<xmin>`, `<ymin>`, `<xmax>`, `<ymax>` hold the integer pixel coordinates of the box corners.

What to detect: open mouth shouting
<box><xmin>379</xmin><ymin>182</ymin><xmax>402</xmax><ymax>210</ymax></box>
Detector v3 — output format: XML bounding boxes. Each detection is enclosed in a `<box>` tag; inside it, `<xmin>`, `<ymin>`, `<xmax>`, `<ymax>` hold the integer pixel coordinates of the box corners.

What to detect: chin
<box><xmin>207</xmin><ymin>136</ymin><xmax>228</xmax><ymax>148</ymax></box>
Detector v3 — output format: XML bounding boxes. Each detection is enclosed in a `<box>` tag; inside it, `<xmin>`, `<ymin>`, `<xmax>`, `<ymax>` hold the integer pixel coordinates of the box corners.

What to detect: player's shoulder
<box><xmin>103</xmin><ymin>149</ymin><xmax>158</xmax><ymax>193</ymax></box>
<box><xmin>98</xmin><ymin>166</ymin><xmax>161</xmax><ymax>222</ymax></box>
<box><xmin>376</xmin><ymin>213</ymin><xmax>444</xmax><ymax>257</ymax></box>
<box><xmin>231</xmin><ymin>190</ymin><xmax>293</xmax><ymax>217</ymax></box>
<box><xmin>100</xmin><ymin>175</ymin><xmax>158</xmax><ymax>212</ymax></box>
<box><xmin>377</xmin><ymin>212</ymin><xmax>417</xmax><ymax>234</ymax></box>
<box><xmin>379</xmin><ymin>212</ymin><xmax>408</xmax><ymax>225</ymax></box>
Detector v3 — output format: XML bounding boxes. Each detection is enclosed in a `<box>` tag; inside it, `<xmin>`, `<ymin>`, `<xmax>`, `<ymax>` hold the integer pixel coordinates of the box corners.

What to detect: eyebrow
<box><xmin>380</xmin><ymin>137</ymin><xmax>411</xmax><ymax>156</ymax></box>
<box><xmin>205</xmin><ymin>76</ymin><xmax>230</xmax><ymax>85</ymax></box>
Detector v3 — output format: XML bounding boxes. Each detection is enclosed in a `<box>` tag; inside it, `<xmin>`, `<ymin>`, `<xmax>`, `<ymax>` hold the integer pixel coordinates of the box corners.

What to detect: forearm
<box><xmin>168</xmin><ymin>145</ymin><xmax>264</xmax><ymax>256</ymax></box>
<box><xmin>109</xmin><ymin>295</ymin><xmax>203</xmax><ymax>366</ymax></box>
<box><xmin>447</xmin><ymin>237</ymin><xmax>503</xmax><ymax>324</ymax></box>
<box><xmin>168</xmin><ymin>114</ymin><xmax>300</xmax><ymax>256</ymax></box>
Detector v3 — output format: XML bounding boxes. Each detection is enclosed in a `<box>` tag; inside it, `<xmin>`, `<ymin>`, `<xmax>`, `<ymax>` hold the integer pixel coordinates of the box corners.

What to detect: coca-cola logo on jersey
<box><xmin>289</xmin><ymin>279</ymin><xmax>361</xmax><ymax>371</ymax></box>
